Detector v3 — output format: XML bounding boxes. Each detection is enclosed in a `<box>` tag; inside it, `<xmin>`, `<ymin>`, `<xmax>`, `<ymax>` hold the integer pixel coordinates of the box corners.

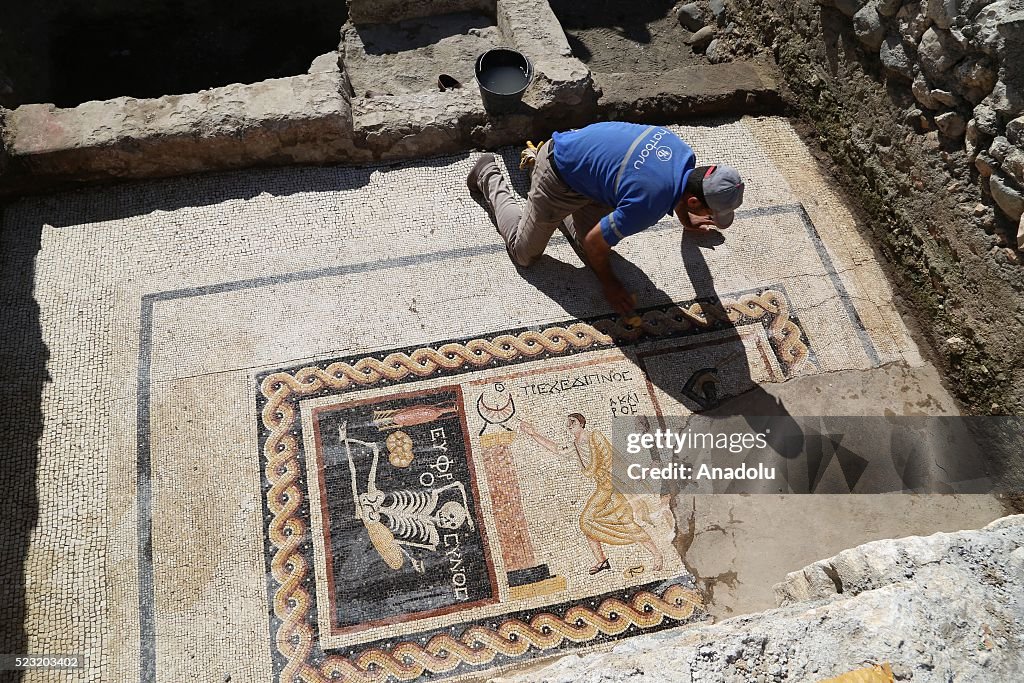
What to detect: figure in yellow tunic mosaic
<box><xmin>519</xmin><ymin>413</ymin><xmax>664</xmax><ymax>575</ymax></box>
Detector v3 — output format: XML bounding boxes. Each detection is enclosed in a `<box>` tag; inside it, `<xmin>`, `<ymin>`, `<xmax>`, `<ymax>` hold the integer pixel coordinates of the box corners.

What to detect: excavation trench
<box><xmin>1</xmin><ymin>1</ymin><xmax>1022</xmax><ymax>682</ymax></box>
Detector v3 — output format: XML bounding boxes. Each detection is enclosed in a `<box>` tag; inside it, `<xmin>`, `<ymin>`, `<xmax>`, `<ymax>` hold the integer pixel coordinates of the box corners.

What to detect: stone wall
<box><xmin>2</xmin><ymin>69</ymin><xmax>358</xmax><ymax>187</ymax></box>
<box><xmin>0</xmin><ymin>0</ymin><xmax>785</xmax><ymax>198</ymax></box>
<box><xmin>830</xmin><ymin>1</ymin><xmax>1024</xmax><ymax>230</ymax></box>
<box><xmin>496</xmin><ymin>515</ymin><xmax>1024</xmax><ymax>682</ymax></box>
<box><xmin>718</xmin><ymin>0</ymin><xmax>1024</xmax><ymax>414</ymax></box>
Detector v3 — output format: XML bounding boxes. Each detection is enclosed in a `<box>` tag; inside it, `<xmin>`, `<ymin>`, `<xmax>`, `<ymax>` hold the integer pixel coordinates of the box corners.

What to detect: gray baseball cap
<box><xmin>702</xmin><ymin>165</ymin><xmax>745</xmax><ymax>228</ymax></box>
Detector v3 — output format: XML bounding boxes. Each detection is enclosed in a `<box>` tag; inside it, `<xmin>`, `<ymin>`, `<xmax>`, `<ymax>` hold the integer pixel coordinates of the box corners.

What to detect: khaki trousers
<box><xmin>478</xmin><ymin>142</ymin><xmax>612</xmax><ymax>267</ymax></box>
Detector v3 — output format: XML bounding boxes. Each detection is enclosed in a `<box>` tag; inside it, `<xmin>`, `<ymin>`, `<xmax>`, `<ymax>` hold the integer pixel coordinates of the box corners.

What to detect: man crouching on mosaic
<box><xmin>467</xmin><ymin>121</ymin><xmax>745</xmax><ymax>318</ymax></box>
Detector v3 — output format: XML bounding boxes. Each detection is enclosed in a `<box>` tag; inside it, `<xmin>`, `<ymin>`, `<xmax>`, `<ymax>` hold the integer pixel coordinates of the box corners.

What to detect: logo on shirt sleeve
<box><xmin>655</xmin><ymin>146</ymin><xmax>673</xmax><ymax>162</ymax></box>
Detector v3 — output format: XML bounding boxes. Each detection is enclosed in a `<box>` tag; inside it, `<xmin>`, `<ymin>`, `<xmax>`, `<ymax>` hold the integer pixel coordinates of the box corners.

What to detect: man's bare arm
<box><xmin>582</xmin><ymin>226</ymin><xmax>635</xmax><ymax>317</ymax></box>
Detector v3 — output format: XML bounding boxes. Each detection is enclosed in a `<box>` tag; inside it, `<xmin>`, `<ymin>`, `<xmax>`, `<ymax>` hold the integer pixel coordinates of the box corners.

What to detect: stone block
<box><xmin>975</xmin><ymin>150</ymin><xmax>997</xmax><ymax>176</ymax></box>
<box><xmin>982</xmin><ymin>79</ymin><xmax>1024</xmax><ymax>120</ymax></box>
<box><xmin>497</xmin><ymin>0</ymin><xmax>574</xmax><ymax>61</ymax></box>
<box><xmin>678</xmin><ymin>3</ymin><xmax>705</xmax><ymax>31</ymax></box>
<box><xmin>687</xmin><ymin>26</ymin><xmax>717</xmax><ymax>53</ymax></box>
<box><xmin>912</xmin><ymin>73</ymin><xmax>940</xmax><ymax>109</ymax></box>
<box><xmin>705</xmin><ymin>39</ymin><xmax>727</xmax><ymax>64</ymax></box>
<box><xmin>965</xmin><ymin>117</ymin><xmax>981</xmax><ymax>156</ymax></box>
<box><xmin>965</xmin><ymin>116</ymin><xmax>995</xmax><ymax>157</ymax></box>
<box><xmin>955</xmin><ymin>57</ymin><xmax>998</xmax><ymax>104</ymax></box>
<box><xmin>917</xmin><ymin>27</ymin><xmax>965</xmax><ymax>83</ymax></box>
<box><xmin>904</xmin><ymin>106</ymin><xmax>924</xmax><ymax>126</ymax></box>
<box><xmin>353</xmin><ymin>90</ymin><xmax>485</xmax><ymax>159</ymax></box>
<box><xmin>990</xmin><ymin>172</ymin><xmax>1024</xmax><ymax>221</ymax></box>
<box><xmin>880</xmin><ymin>34</ymin><xmax>915</xmax><ymax>80</ymax></box>
<box><xmin>352</xmin><ymin>78</ymin><xmax>591</xmax><ymax>159</ymax></box>
<box><xmin>594</xmin><ymin>62</ymin><xmax>783</xmax><ymax>121</ymax></box>
<box><xmin>6</xmin><ymin>72</ymin><xmax>357</xmax><ymax>185</ymax></box>
<box><xmin>922</xmin><ymin>0</ymin><xmax>958</xmax><ymax>30</ymax></box>
<box><xmin>935</xmin><ymin>111</ymin><xmax>967</xmax><ymax>138</ymax></box>
<box><xmin>990</xmin><ymin>135</ymin><xmax>1011</xmax><ymax>162</ymax></box>
<box><xmin>523</xmin><ymin>57</ymin><xmax>598</xmax><ymax>111</ymax></box>
<box><xmin>1007</xmin><ymin>116</ymin><xmax>1024</xmax><ymax>145</ymax></box>
<box><xmin>997</xmin><ymin>13</ymin><xmax>1024</xmax><ymax>121</ymax></box>
<box><xmin>898</xmin><ymin>2</ymin><xmax>931</xmax><ymax>45</ymax></box>
<box><xmin>308</xmin><ymin>52</ymin><xmax>341</xmax><ymax>74</ymax></box>
<box><xmin>853</xmin><ymin>6</ymin><xmax>886</xmax><ymax>49</ymax></box>
<box><xmin>1004</xmin><ymin>147</ymin><xmax>1024</xmax><ymax>185</ymax></box>
<box><xmin>974</xmin><ymin>102</ymin><xmax>1000</xmax><ymax>135</ymax></box>
<box><xmin>875</xmin><ymin>0</ymin><xmax>903</xmax><ymax>18</ymax></box>
<box><xmin>971</xmin><ymin>0</ymin><xmax>1016</xmax><ymax>55</ymax></box>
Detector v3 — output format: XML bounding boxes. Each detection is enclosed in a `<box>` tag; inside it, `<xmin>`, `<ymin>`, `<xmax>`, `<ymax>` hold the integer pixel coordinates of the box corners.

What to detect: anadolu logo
<box><xmin>655</xmin><ymin>146</ymin><xmax>672</xmax><ymax>162</ymax></box>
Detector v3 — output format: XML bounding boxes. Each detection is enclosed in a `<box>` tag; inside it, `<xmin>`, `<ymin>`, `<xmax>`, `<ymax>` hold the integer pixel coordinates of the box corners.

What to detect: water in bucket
<box><xmin>478</xmin><ymin>66</ymin><xmax>529</xmax><ymax>95</ymax></box>
<box><xmin>475</xmin><ymin>48</ymin><xmax>533</xmax><ymax>114</ymax></box>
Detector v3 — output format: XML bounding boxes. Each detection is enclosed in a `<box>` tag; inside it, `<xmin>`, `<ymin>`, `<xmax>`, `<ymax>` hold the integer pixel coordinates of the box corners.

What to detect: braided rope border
<box><xmin>258</xmin><ymin>289</ymin><xmax>809</xmax><ymax>682</ymax></box>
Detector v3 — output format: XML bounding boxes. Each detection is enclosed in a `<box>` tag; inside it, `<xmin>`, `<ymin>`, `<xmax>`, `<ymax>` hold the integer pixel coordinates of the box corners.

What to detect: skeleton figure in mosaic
<box><xmin>341</xmin><ymin>421</ymin><xmax>473</xmax><ymax>573</ymax></box>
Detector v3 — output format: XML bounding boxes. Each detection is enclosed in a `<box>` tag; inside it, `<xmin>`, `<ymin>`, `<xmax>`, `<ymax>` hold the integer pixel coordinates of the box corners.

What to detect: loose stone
<box><xmin>936</xmin><ymin>112</ymin><xmax>966</xmax><ymax>138</ymax></box>
<box><xmin>677</xmin><ymin>3</ymin><xmax>705</xmax><ymax>31</ymax></box>
<box><xmin>687</xmin><ymin>26</ymin><xmax>716</xmax><ymax>53</ymax></box>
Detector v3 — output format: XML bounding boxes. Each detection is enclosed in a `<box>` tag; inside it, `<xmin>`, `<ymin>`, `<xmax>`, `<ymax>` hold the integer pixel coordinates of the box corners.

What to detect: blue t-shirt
<box><xmin>552</xmin><ymin>122</ymin><xmax>695</xmax><ymax>247</ymax></box>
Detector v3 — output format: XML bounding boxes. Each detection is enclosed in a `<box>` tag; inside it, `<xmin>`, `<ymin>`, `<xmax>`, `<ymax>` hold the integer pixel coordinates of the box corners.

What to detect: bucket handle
<box><xmin>476</xmin><ymin>49</ymin><xmax>534</xmax><ymax>83</ymax></box>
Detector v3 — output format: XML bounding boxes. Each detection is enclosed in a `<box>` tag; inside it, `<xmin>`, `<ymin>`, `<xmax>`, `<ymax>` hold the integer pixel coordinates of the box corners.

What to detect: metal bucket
<box><xmin>475</xmin><ymin>48</ymin><xmax>533</xmax><ymax>114</ymax></box>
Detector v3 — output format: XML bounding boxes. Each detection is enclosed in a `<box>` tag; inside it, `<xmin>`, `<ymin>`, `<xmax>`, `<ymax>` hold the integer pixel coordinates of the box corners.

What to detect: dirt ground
<box><xmin>723</xmin><ymin>0</ymin><xmax>1024</xmax><ymax>424</ymax></box>
<box><xmin>2</xmin><ymin>0</ymin><xmax>348</xmax><ymax>108</ymax></box>
<box><xmin>548</xmin><ymin>0</ymin><xmax>707</xmax><ymax>74</ymax></box>
<box><xmin>343</xmin><ymin>12</ymin><xmax>499</xmax><ymax>96</ymax></box>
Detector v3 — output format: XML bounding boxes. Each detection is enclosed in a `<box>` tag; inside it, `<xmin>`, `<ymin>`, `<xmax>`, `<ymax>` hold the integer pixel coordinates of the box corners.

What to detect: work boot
<box><xmin>467</xmin><ymin>153</ymin><xmax>497</xmax><ymax>194</ymax></box>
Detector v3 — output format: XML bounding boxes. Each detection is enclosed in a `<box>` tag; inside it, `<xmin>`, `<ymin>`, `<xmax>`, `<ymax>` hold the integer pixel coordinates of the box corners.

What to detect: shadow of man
<box><xmin>517</xmin><ymin>227</ymin><xmax>806</xmax><ymax>495</ymax></box>
<box><xmin>512</xmin><ymin>224</ymin><xmax>817</xmax><ymax>612</ymax></box>
<box><xmin>480</xmin><ymin>151</ymin><xmax>810</xmax><ymax>490</ymax></box>
<box><xmin>676</xmin><ymin>232</ymin><xmax>806</xmax><ymax>488</ymax></box>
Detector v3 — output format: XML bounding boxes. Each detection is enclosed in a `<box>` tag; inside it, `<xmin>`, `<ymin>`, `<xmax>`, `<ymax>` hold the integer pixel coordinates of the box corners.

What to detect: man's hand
<box><xmin>603</xmin><ymin>282</ymin><xmax>637</xmax><ymax>317</ymax></box>
<box><xmin>674</xmin><ymin>199</ymin><xmax>718</xmax><ymax>231</ymax></box>
<box><xmin>683</xmin><ymin>223</ymin><xmax>716</xmax><ymax>234</ymax></box>
<box><xmin>518</xmin><ymin>421</ymin><xmax>537</xmax><ymax>436</ymax></box>
<box><xmin>582</xmin><ymin>225</ymin><xmax>637</xmax><ymax>317</ymax></box>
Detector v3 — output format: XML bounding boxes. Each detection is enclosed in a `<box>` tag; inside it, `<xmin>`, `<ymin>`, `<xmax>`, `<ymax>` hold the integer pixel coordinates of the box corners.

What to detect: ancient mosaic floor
<box><xmin>1</xmin><ymin>117</ymin><xmax>938</xmax><ymax>682</ymax></box>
